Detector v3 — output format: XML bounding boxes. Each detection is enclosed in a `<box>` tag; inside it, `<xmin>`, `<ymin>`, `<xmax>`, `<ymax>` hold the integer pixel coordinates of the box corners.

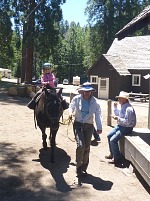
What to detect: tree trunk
<box><xmin>22</xmin><ymin>0</ymin><xmax>35</xmax><ymax>84</ymax></box>
<box><xmin>21</xmin><ymin>22</ymin><xmax>27</xmax><ymax>83</ymax></box>
<box><xmin>21</xmin><ymin>42</ymin><xmax>26</xmax><ymax>82</ymax></box>
<box><xmin>25</xmin><ymin>47</ymin><xmax>33</xmax><ymax>83</ymax></box>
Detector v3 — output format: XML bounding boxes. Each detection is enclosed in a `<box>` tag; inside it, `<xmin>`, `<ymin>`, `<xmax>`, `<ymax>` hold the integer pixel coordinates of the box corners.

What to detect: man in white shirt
<box><xmin>105</xmin><ymin>91</ymin><xmax>136</xmax><ymax>167</ymax></box>
<box><xmin>69</xmin><ymin>82</ymin><xmax>102</xmax><ymax>177</ymax></box>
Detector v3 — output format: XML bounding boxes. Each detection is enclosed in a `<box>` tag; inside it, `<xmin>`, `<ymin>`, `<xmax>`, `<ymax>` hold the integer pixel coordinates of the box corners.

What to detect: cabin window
<box><xmin>90</xmin><ymin>76</ymin><xmax>98</xmax><ymax>84</ymax></box>
<box><xmin>132</xmin><ymin>74</ymin><xmax>141</xmax><ymax>86</ymax></box>
<box><xmin>100</xmin><ymin>79</ymin><xmax>107</xmax><ymax>90</ymax></box>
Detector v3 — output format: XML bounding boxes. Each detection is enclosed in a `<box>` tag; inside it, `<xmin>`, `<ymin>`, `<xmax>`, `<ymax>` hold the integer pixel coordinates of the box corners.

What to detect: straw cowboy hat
<box><xmin>116</xmin><ymin>91</ymin><xmax>129</xmax><ymax>99</ymax></box>
<box><xmin>78</xmin><ymin>82</ymin><xmax>96</xmax><ymax>92</ymax></box>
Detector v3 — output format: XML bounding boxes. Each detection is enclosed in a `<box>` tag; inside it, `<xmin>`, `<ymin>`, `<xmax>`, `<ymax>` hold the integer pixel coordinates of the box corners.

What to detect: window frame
<box><xmin>132</xmin><ymin>74</ymin><xmax>141</xmax><ymax>86</ymax></box>
<box><xmin>90</xmin><ymin>75</ymin><xmax>98</xmax><ymax>84</ymax></box>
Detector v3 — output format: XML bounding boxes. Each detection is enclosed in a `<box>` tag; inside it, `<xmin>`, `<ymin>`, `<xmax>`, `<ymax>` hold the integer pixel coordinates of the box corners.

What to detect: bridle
<box><xmin>44</xmin><ymin>92</ymin><xmax>63</xmax><ymax>130</ymax></box>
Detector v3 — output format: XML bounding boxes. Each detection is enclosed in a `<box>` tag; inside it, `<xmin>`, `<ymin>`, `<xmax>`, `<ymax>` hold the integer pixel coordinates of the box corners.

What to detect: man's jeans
<box><xmin>107</xmin><ymin>125</ymin><xmax>133</xmax><ymax>160</ymax></box>
<box><xmin>73</xmin><ymin>121</ymin><xmax>94</xmax><ymax>171</ymax></box>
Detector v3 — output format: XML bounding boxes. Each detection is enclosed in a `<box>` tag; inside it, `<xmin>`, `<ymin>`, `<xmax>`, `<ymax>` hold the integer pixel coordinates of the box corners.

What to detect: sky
<box><xmin>61</xmin><ymin>0</ymin><xmax>88</xmax><ymax>26</ymax></box>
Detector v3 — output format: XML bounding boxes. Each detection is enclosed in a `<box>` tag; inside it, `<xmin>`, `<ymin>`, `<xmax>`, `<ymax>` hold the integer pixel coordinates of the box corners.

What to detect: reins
<box><xmin>59</xmin><ymin>116</ymin><xmax>75</xmax><ymax>142</ymax></box>
<box><xmin>59</xmin><ymin>116</ymin><xmax>72</xmax><ymax>125</ymax></box>
<box><xmin>34</xmin><ymin>108</ymin><xmax>37</xmax><ymax>129</ymax></box>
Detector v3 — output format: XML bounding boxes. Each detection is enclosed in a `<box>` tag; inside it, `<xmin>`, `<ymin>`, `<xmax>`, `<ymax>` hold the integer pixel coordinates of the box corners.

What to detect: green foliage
<box><xmin>51</xmin><ymin>20</ymin><xmax>88</xmax><ymax>82</ymax></box>
<box><xmin>85</xmin><ymin>0</ymin><xmax>149</xmax><ymax>60</ymax></box>
<box><xmin>10</xmin><ymin>0</ymin><xmax>66</xmax><ymax>83</ymax></box>
<box><xmin>0</xmin><ymin>6</ymin><xmax>13</xmax><ymax>69</ymax></box>
<box><xmin>0</xmin><ymin>0</ymin><xmax>149</xmax><ymax>82</ymax></box>
<box><xmin>10</xmin><ymin>32</ymin><xmax>22</xmax><ymax>77</ymax></box>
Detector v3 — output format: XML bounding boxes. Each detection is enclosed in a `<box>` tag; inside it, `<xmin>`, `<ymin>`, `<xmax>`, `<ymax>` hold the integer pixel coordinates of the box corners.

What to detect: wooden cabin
<box><xmin>88</xmin><ymin>6</ymin><xmax>150</xmax><ymax>100</ymax></box>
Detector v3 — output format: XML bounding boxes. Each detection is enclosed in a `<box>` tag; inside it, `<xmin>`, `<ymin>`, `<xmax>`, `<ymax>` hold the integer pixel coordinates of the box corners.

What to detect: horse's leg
<box><xmin>49</xmin><ymin>129</ymin><xmax>57</xmax><ymax>163</ymax></box>
<box><xmin>41</xmin><ymin>127</ymin><xmax>47</xmax><ymax>149</ymax></box>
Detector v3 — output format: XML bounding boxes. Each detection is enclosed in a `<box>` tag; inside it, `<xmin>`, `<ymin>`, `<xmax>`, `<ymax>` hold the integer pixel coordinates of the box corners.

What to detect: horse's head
<box><xmin>43</xmin><ymin>87</ymin><xmax>63</xmax><ymax>130</ymax></box>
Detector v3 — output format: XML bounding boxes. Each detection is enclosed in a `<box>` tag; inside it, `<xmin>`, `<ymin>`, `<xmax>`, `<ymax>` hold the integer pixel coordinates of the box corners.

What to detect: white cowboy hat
<box><xmin>116</xmin><ymin>91</ymin><xmax>129</xmax><ymax>99</ymax></box>
<box><xmin>78</xmin><ymin>82</ymin><xmax>96</xmax><ymax>92</ymax></box>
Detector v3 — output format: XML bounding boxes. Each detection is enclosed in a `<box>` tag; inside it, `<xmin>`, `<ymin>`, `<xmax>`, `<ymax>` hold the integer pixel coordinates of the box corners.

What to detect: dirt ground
<box><xmin>0</xmin><ymin>87</ymin><xmax>150</xmax><ymax>201</ymax></box>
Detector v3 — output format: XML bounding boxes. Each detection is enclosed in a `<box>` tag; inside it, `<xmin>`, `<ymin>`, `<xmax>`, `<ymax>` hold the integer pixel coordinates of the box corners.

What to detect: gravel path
<box><xmin>0</xmin><ymin>89</ymin><xmax>150</xmax><ymax>201</ymax></box>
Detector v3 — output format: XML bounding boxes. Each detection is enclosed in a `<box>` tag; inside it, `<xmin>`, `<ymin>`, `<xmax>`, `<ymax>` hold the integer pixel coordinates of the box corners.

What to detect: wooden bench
<box><xmin>129</xmin><ymin>92</ymin><xmax>149</xmax><ymax>102</ymax></box>
<box><xmin>119</xmin><ymin>135</ymin><xmax>150</xmax><ymax>187</ymax></box>
<box><xmin>129</xmin><ymin>97</ymin><xmax>136</xmax><ymax>101</ymax></box>
<box><xmin>129</xmin><ymin>96</ymin><xmax>140</xmax><ymax>101</ymax></box>
<box><xmin>140</xmin><ymin>97</ymin><xmax>147</xmax><ymax>102</ymax></box>
<box><xmin>129</xmin><ymin>95</ymin><xmax>140</xmax><ymax>100</ymax></box>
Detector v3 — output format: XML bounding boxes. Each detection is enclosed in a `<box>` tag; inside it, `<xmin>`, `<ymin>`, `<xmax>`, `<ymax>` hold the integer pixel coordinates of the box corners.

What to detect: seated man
<box><xmin>105</xmin><ymin>91</ymin><xmax>136</xmax><ymax>167</ymax></box>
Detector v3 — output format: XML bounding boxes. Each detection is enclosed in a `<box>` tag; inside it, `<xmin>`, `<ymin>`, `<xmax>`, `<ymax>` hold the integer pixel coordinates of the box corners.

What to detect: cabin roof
<box><xmin>115</xmin><ymin>5</ymin><xmax>150</xmax><ymax>38</ymax></box>
<box><xmin>105</xmin><ymin>35</ymin><xmax>150</xmax><ymax>75</ymax></box>
<box><xmin>103</xmin><ymin>54</ymin><xmax>130</xmax><ymax>75</ymax></box>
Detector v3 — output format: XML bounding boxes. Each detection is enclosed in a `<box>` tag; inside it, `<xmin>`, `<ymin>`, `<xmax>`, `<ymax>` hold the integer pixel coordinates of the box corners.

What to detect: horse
<box><xmin>34</xmin><ymin>87</ymin><xmax>63</xmax><ymax>163</ymax></box>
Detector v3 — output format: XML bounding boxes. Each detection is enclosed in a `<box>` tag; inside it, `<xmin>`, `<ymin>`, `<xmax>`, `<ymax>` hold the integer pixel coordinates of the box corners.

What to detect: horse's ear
<box><xmin>57</xmin><ymin>88</ymin><xmax>63</xmax><ymax>97</ymax></box>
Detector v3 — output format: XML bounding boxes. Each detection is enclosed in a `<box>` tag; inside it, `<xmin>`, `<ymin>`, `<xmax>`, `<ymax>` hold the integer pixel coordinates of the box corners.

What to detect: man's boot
<box><xmin>76</xmin><ymin>166</ymin><xmax>82</xmax><ymax>177</ymax></box>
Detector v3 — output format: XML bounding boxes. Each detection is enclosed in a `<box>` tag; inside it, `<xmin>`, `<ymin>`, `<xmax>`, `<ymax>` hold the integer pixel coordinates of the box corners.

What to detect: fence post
<box><xmin>17</xmin><ymin>78</ymin><xmax>21</xmax><ymax>84</ymax></box>
<box><xmin>107</xmin><ymin>99</ymin><xmax>112</xmax><ymax>126</ymax></box>
<box><xmin>70</xmin><ymin>93</ymin><xmax>74</xmax><ymax>103</ymax></box>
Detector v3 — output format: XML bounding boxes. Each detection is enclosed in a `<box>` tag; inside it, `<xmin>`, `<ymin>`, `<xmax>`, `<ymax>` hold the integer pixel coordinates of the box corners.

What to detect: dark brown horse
<box><xmin>34</xmin><ymin>87</ymin><xmax>63</xmax><ymax>163</ymax></box>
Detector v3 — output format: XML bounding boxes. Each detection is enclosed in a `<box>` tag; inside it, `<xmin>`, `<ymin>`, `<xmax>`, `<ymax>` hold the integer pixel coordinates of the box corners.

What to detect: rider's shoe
<box><xmin>27</xmin><ymin>99</ymin><xmax>36</xmax><ymax>110</ymax></box>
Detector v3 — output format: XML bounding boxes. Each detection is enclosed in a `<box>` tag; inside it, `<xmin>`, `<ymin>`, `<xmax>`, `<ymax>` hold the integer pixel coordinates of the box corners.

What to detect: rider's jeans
<box><xmin>107</xmin><ymin>125</ymin><xmax>133</xmax><ymax>160</ymax></box>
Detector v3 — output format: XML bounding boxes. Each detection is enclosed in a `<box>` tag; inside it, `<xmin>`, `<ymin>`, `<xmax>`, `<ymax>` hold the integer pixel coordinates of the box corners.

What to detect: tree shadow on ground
<box><xmin>34</xmin><ymin>146</ymin><xmax>72</xmax><ymax>193</ymax></box>
<box><xmin>0</xmin><ymin>88</ymin><xmax>29</xmax><ymax>106</ymax></box>
<box><xmin>0</xmin><ymin>143</ymin><xmax>45</xmax><ymax>200</ymax></box>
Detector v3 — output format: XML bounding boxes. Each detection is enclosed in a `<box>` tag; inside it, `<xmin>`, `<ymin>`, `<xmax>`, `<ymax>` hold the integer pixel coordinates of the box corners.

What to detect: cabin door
<box><xmin>98</xmin><ymin>78</ymin><xmax>109</xmax><ymax>99</ymax></box>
